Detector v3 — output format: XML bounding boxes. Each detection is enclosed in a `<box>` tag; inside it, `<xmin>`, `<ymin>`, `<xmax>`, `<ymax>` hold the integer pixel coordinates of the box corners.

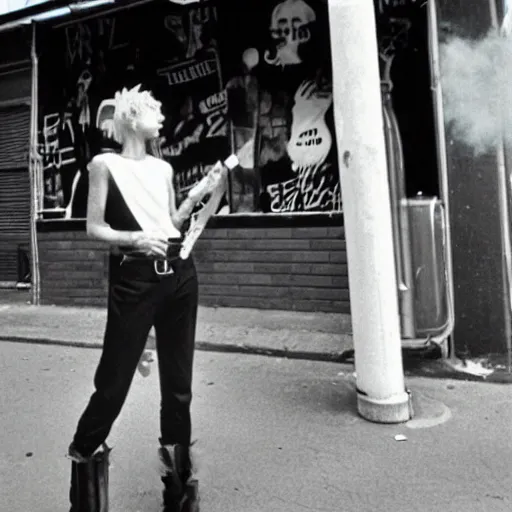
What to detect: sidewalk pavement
<box><xmin>0</xmin><ymin>290</ymin><xmax>354</xmax><ymax>356</ymax></box>
<box><xmin>0</xmin><ymin>291</ymin><xmax>511</xmax><ymax>383</ymax></box>
<box><xmin>2</xmin><ymin>341</ymin><xmax>512</xmax><ymax>512</ymax></box>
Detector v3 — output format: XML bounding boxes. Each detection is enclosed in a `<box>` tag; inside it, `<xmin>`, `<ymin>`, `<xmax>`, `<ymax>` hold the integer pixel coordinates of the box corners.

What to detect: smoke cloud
<box><xmin>440</xmin><ymin>31</ymin><xmax>512</xmax><ymax>155</ymax></box>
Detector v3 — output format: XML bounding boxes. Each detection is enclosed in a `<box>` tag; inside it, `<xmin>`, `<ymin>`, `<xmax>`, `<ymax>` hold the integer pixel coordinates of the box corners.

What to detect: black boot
<box><xmin>158</xmin><ymin>444</ymin><xmax>199</xmax><ymax>512</ymax></box>
<box><xmin>68</xmin><ymin>443</ymin><xmax>111</xmax><ymax>512</ymax></box>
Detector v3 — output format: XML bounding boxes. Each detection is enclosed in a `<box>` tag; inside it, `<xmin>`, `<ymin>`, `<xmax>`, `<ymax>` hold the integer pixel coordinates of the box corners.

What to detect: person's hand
<box><xmin>188</xmin><ymin>165</ymin><xmax>225</xmax><ymax>203</ymax></box>
<box><xmin>131</xmin><ymin>231</ymin><xmax>168</xmax><ymax>258</ymax></box>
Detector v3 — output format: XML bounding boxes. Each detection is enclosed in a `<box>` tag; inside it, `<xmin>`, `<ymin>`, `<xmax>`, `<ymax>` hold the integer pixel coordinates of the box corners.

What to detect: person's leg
<box><xmin>68</xmin><ymin>264</ymin><xmax>158</xmax><ymax>511</ymax></box>
<box><xmin>154</xmin><ymin>258</ymin><xmax>199</xmax><ymax>511</ymax></box>
<box><xmin>68</xmin><ymin>444</ymin><xmax>111</xmax><ymax>512</ymax></box>
<box><xmin>154</xmin><ymin>259</ymin><xmax>198</xmax><ymax>447</ymax></box>
<box><xmin>71</xmin><ymin>267</ymin><xmax>156</xmax><ymax>457</ymax></box>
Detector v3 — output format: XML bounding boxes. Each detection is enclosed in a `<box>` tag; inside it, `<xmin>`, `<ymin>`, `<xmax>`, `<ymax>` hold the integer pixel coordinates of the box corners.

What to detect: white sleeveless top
<box><xmin>100</xmin><ymin>152</ymin><xmax>181</xmax><ymax>239</ymax></box>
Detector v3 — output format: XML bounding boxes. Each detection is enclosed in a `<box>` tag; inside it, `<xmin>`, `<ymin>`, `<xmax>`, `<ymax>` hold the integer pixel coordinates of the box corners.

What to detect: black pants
<box><xmin>72</xmin><ymin>255</ymin><xmax>199</xmax><ymax>457</ymax></box>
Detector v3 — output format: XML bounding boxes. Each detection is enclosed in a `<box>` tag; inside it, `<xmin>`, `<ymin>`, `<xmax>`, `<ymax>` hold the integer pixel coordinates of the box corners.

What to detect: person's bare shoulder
<box><xmin>153</xmin><ymin>155</ymin><xmax>173</xmax><ymax>170</ymax></box>
<box><xmin>152</xmin><ymin>156</ymin><xmax>174</xmax><ymax>178</ymax></box>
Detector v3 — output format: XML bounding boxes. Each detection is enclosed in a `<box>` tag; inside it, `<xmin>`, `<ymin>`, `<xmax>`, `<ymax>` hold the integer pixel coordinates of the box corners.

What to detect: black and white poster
<box><xmin>37</xmin><ymin>2</ymin><xmax>229</xmax><ymax>219</ymax></box>
<box><xmin>217</xmin><ymin>0</ymin><xmax>341</xmax><ymax>213</ymax></box>
<box><xmin>37</xmin><ymin>0</ymin><xmax>340</xmax><ymax>218</ymax></box>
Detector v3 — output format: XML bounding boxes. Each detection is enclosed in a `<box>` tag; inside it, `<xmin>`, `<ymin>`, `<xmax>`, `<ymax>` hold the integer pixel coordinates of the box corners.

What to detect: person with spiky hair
<box><xmin>67</xmin><ymin>84</ymin><xmax>222</xmax><ymax>512</ymax></box>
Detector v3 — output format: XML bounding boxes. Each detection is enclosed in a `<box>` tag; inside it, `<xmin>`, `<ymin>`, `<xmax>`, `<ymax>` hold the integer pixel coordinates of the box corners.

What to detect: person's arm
<box><xmin>86</xmin><ymin>156</ymin><xmax>168</xmax><ymax>257</ymax></box>
<box><xmin>167</xmin><ymin>166</ymin><xmax>213</xmax><ymax>231</ymax></box>
<box><xmin>168</xmin><ymin>177</ymin><xmax>197</xmax><ymax>232</ymax></box>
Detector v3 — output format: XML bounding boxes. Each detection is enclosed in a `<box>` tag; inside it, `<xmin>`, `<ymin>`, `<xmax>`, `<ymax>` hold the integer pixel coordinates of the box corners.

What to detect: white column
<box><xmin>328</xmin><ymin>0</ymin><xmax>412</xmax><ymax>423</ymax></box>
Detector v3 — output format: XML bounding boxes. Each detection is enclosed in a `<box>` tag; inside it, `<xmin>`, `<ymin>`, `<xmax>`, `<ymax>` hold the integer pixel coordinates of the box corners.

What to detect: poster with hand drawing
<box><xmin>265</xmin><ymin>78</ymin><xmax>340</xmax><ymax>212</ymax></box>
<box><xmin>217</xmin><ymin>0</ymin><xmax>341</xmax><ymax>213</ymax></box>
<box><xmin>37</xmin><ymin>0</ymin><xmax>340</xmax><ymax>218</ymax></box>
<box><xmin>287</xmin><ymin>80</ymin><xmax>333</xmax><ymax>169</ymax></box>
<box><xmin>153</xmin><ymin>4</ymin><xmax>230</xmax><ymax>211</ymax></box>
<box><xmin>155</xmin><ymin>47</ymin><xmax>230</xmax><ymax>211</ymax></box>
<box><xmin>37</xmin><ymin>2</ymin><xmax>230</xmax><ymax>219</ymax></box>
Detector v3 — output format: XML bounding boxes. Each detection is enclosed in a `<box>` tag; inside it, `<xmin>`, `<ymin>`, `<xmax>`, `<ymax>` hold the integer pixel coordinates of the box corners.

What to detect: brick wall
<box><xmin>38</xmin><ymin>230</ymin><xmax>110</xmax><ymax>307</ymax></box>
<box><xmin>194</xmin><ymin>226</ymin><xmax>348</xmax><ymax>313</ymax></box>
<box><xmin>37</xmin><ymin>217</ymin><xmax>349</xmax><ymax>313</ymax></box>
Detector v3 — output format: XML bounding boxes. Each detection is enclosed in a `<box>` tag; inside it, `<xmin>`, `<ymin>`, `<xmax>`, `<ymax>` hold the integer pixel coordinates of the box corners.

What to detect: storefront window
<box><xmin>36</xmin><ymin>0</ymin><xmax>341</xmax><ymax>219</ymax></box>
<box><xmin>217</xmin><ymin>0</ymin><xmax>340</xmax><ymax>214</ymax></box>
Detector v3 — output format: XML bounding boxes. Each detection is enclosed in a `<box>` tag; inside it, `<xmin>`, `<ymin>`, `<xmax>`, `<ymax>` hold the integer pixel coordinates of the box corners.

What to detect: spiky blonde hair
<box><xmin>112</xmin><ymin>84</ymin><xmax>162</xmax><ymax>144</ymax></box>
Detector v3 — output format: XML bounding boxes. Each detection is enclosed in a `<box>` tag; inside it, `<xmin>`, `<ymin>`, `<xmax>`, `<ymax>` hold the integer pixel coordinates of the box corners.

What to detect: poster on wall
<box><xmin>216</xmin><ymin>0</ymin><xmax>341</xmax><ymax>213</ymax></box>
<box><xmin>154</xmin><ymin>5</ymin><xmax>230</xmax><ymax>209</ymax></box>
<box><xmin>36</xmin><ymin>2</ymin><xmax>230</xmax><ymax>219</ymax></box>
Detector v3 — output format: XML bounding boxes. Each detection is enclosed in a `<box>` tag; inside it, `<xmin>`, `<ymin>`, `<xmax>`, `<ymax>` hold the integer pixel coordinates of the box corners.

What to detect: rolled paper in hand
<box><xmin>180</xmin><ymin>155</ymin><xmax>238</xmax><ymax>260</ymax></box>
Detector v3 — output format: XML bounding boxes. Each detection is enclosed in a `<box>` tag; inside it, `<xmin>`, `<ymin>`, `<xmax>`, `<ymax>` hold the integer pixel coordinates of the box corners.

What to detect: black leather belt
<box><xmin>119</xmin><ymin>238</ymin><xmax>183</xmax><ymax>276</ymax></box>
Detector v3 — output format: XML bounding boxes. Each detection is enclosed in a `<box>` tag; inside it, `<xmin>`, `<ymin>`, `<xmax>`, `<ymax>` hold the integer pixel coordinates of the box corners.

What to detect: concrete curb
<box><xmin>0</xmin><ymin>335</ymin><xmax>349</xmax><ymax>362</ymax></box>
<box><xmin>0</xmin><ymin>336</ymin><xmax>104</xmax><ymax>350</ymax></box>
<box><xmin>3</xmin><ymin>334</ymin><xmax>512</xmax><ymax>383</ymax></box>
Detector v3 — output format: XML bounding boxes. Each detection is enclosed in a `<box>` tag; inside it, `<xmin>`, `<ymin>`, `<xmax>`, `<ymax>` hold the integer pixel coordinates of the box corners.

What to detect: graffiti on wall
<box><xmin>39</xmin><ymin>113</ymin><xmax>77</xmax><ymax>213</ymax></box>
<box><xmin>217</xmin><ymin>0</ymin><xmax>341</xmax><ymax>213</ymax></box>
<box><xmin>40</xmin><ymin>113</ymin><xmax>76</xmax><ymax>171</ymax></box>
<box><xmin>266</xmin><ymin>163</ymin><xmax>341</xmax><ymax>211</ymax></box>
<box><xmin>156</xmin><ymin>44</ymin><xmax>229</xmax><ymax>206</ymax></box>
<box><xmin>264</xmin><ymin>78</ymin><xmax>340</xmax><ymax>212</ymax></box>
<box><xmin>164</xmin><ymin>5</ymin><xmax>215</xmax><ymax>60</ymax></box>
<box><xmin>37</xmin><ymin>0</ymin><xmax>340</xmax><ymax>218</ymax></box>
<box><xmin>37</xmin><ymin>2</ymin><xmax>229</xmax><ymax>218</ymax></box>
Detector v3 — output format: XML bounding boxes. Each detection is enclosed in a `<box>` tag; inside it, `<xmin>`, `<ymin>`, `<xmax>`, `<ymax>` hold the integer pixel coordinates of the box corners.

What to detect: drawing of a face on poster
<box><xmin>264</xmin><ymin>0</ymin><xmax>316</xmax><ymax>67</ymax></box>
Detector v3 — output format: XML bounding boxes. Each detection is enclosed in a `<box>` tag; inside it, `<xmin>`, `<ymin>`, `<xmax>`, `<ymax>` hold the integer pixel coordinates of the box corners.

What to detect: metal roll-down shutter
<box><xmin>0</xmin><ymin>104</ymin><xmax>31</xmax><ymax>283</ymax></box>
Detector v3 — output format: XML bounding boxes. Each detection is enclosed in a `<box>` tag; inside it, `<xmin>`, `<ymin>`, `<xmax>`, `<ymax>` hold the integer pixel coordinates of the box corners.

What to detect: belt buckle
<box><xmin>154</xmin><ymin>259</ymin><xmax>174</xmax><ymax>276</ymax></box>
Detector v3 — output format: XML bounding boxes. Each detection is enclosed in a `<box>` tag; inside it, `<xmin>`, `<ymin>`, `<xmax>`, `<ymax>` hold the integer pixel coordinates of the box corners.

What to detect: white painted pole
<box><xmin>328</xmin><ymin>0</ymin><xmax>412</xmax><ymax>423</ymax></box>
<box><xmin>29</xmin><ymin>21</ymin><xmax>41</xmax><ymax>306</ymax></box>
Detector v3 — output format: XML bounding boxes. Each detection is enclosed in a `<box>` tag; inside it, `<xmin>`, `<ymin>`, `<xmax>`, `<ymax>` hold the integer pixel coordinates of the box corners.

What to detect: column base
<box><xmin>357</xmin><ymin>389</ymin><xmax>413</xmax><ymax>424</ymax></box>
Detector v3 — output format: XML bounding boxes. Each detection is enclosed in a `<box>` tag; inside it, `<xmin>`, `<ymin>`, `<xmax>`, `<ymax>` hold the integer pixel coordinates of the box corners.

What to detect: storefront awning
<box><xmin>0</xmin><ymin>0</ymin><xmax>205</xmax><ymax>31</ymax></box>
<box><xmin>0</xmin><ymin>0</ymin><xmax>154</xmax><ymax>32</ymax></box>
<box><xmin>0</xmin><ymin>0</ymin><xmax>52</xmax><ymax>16</ymax></box>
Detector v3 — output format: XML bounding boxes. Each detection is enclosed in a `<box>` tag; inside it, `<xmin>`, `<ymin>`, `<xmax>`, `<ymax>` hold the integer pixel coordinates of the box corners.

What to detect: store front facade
<box><xmin>2</xmin><ymin>0</ymin><xmax>511</xmax><ymax>360</ymax></box>
<box><xmin>33</xmin><ymin>0</ymin><xmax>348</xmax><ymax>313</ymax></box>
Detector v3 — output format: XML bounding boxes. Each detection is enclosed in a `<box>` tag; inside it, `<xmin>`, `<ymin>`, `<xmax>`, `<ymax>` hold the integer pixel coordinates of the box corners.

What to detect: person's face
<box><xmin>136</xmin><ymin>100</ymin><xmax>165</xmax><ymax>140</ymax></box>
